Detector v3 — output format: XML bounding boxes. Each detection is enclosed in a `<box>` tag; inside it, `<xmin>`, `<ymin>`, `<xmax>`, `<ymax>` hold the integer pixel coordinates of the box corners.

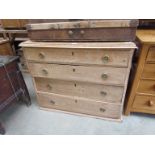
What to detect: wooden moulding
<box><xmin>26</xmin><ymin>20</ymin><xmax>139</xmax><ymax>42</ymax></box>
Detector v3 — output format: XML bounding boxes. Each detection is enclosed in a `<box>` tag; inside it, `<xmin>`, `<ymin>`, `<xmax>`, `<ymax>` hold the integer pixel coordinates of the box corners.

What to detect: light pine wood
<box><xmin>26</xmin><ymin>20</ymin><xmax>138</xmax><ymax>30</ymax></box>
<box><xmin>137</xmin><ymin>80</ymin><xmax>155</xmax><ymax>95</ymax></box>
<box><xmin>146</xmin><ymin>47</ymin><xmax>155</xmax><ymax>63</ymax></box>
<box><xmin>28</xmin><ymin>62</ymin><xmax>128</xmax><ymax>86</ymax></box>
<box><xmin>35</xmin><ymin>77</ymin><xmax>124</xmax><ymax>103</ymax></box>
<box><xmin>23</xmin><ymin>47</ymin><xmax>132</xmax><ymax>67</ymax></box>
<box><xmin>132</xmin><ymin>94</ymin><xmax>155</xmax><ymax>111</ymax></box>
<box><xmin>21</xmin><ymin>40</ymin><xmax>136</xmax><ymax>120</ymax></box>
<box><xmin>141</xmin><ymin>64</ymin><xmax>155</xmax><ymax>80</ymax></box>
<box><xmin>37</xmin><ymin>92</ymin><xmax>122</xmax><ymax>119</ymax></box>
<box><xmin>20</xmin><ymin>41</ymin><xmax>137</xmax><ymax>49</ymax></box>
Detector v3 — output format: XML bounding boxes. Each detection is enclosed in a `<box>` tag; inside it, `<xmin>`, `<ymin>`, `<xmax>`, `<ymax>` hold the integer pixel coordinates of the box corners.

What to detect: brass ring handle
<box><xmin>68</xmin><ymin>30</ymin><xmax>73</xmax><ymax>35</ymax></box>
<box><xmin>100</xmin><ymin>108</ymin><xmax>106</xmax><ymax>112</ymax></box>
<box><xmin>50</xmin><ymin>100</ymin><xmax>55</xmax><ymax>104</ymax></box>
<box><xmin>102</xmin><ymin>55</ymin><xmax>109</xmax><ymax>63</ymax></box>
<box><xmin>100</xmin><ymin>91</ymin><xmax>107</xmax><ymax>96</ymax></box>
<box><xmin>101</xmin><ymin>73</ymin><xmax>108</xmax><ymax>80</ymax></box>
<box><xmin>80</xmin><ymin>30</ymin><xmax>85</xmax><ymax>35</ymax></box>
<box><xmin>42</xmin><ymin>69</ymin><xmax>48</xmax><ymax>75</ymax></box>
<box><xmin>148</xmin><ymin>100</ymin><xmax>154</xmax><ymax>106</ymax></box>
<box><xmin>39</xmin><ymin>52</ymin><xmax>45</xmax><ymax>59</ymax></box>
<box><xmin>47</xmin><ymin>84</ymin><xmax>52</xmax><ymax>90</ymax></box>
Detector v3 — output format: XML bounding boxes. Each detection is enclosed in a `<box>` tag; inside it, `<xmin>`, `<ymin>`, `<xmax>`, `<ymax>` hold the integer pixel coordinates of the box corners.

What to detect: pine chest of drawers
<box><xmin>21</xmin><ymin>41</ymin><xmax>136</xmax><ymax>120</ymax></box>
<box><xmin>125</xmin><ymin>30</ymin><xmax>155</xmax><ymax>115</ymax></box>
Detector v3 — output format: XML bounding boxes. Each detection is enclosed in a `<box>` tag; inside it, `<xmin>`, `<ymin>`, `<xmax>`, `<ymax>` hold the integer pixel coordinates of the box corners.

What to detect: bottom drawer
<box><xmin>37</xmin><ymin>92</ymin><xmax>122</xmax><ymax>119</ymax></box>
<box><xmin>132</xmin><ymin>95</ymin><xmax>155</xmax><ymax>111</ymax></box>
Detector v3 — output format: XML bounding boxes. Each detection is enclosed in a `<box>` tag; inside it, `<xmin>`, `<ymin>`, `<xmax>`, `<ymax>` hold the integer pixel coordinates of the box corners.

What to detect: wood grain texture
<box><xmin>146</xmin><ymin>47</ymin><xmax>155</xmax><ymax>63</ymax></box>
<box><xmin>125</xmin><ymin>29</ymin><xmax>155</xmax><ymax>115</ymax></box>
<box><xmin>27</xmin><ymin>20</ymin><xmax>138</xmax><ymax>30</ymax></box>
<box><xmin>23</xmin><ymin>47</ymin><xmax>133</xmax><ymax>67</ymax></box>
<box><xmin>20</xmin><ymin>41</ymin><xmax>137</xmax><ymax>49</ymax></box>
<box><xmin>0</xmin><ymin>40</ymin><xmax>13</xmax><ymax>56</ymax></box>
<box><xmin>132</xmin><ymin>94</ymin><xmax>155</xmax><ymax>111</ymax></box>
<box><xmin>35</xmin><ymin>77</ymin><xmax>124</xmax><ymax>103</ymax></box>
<box><xmin>37</xmin><ymin>92</ymin><xmax>122</xmax><ymax>119</ymax></box>
<box><xmin>28</xmin><ymin>62</ymin><xmax>128</xmax><ymax>86</ymax></box>
<box><xmin>137</xmin><ymin>80</ymin><xmax>155</xmax><ymax>95</ymax></box>
<box><xmin>141</xmin><ymin>64</ymin><xmax>155</xmax><ymax>80</ymax></box>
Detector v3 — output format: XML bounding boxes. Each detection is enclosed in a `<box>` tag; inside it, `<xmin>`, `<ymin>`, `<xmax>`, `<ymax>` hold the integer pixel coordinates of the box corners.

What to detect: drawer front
<box><xmin>24</xmin><ymin>48</ymin><xmax>132</xmax><ymax>67</ymax></box>
<box><xmin>141</xmin><ymin>64</ymin><xmax>155</xmax><ymax>80</ymax></box>
<box><xmin>133</xmin><ymin>95</ymin><xmax>155</xmax><ymax>111</ymax></box>
<box><xmin>37</xmin><ymin>92</ymin><xmax>122</xmax><ymax>119</ymax></box>
<box><xmin>28</xmin><ymin>28</ymin><xmax>136</xmax><ymax>42</ymax></box>
<box><xmin>35</xmin><ymin>77</ymin><xmax>124</xmax><ymax>103</ymax></box>
<box><xmin>146</xmin><ymin>47</ymin><xmax>155</xmax><ymax>63</ymax></box>
<box><xmin>137</xmin><ymin>80</ymin><xmax>155</xmax><ymax>95</ymax></box>
<box><xmin>28</xmin><ymin>63</ymin><xmax>127</xmax><ymax>85</ymax></box>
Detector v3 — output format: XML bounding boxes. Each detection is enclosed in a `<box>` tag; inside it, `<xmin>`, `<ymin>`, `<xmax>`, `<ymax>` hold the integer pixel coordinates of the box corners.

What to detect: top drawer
<box><xmin>146</xmin><ymin>47</ymin><xmax>155</xmax><ymax>63</ymax></box>
<box><xmin>23</xmin><ymin>48</ymin><xmax>133</xmax><ymax>67</ymax></box>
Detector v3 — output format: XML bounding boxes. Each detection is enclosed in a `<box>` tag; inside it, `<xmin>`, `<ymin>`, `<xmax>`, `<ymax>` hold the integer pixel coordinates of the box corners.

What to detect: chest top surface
<box><xmin>20</xmin><ymin>40</ymin><xmax>137</xmax><ymax>49</ymax></box>
<box><xmin>136</xmin><ymin>30</ymin><xmax>155</xmax><ymax>44</ymax></box>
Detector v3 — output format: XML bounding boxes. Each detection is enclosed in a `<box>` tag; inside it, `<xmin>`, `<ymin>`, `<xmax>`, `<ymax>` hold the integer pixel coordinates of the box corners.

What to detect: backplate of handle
<box><xmin>102</xmin><ymin>55</ymin><xmax>109</xmax><ymax>63</ymax></box>
<box><xmin>42</xmin><ymin>69</ymin><xmax>48</xmax><ymax>75</ymax></box>
<box><xmin>100</xmin><ymin>108</ymin><xmax>106</xmax><ymax>112</ymax></box>
<box><xmin>39</xmin><ymin>52</ymin><xmax>45</xmax><ymax>59</ymax></box>
<box><xmin>101</xmin><ymin>73</ymin><xmax>108</xmax><ymax>80</ymax></box>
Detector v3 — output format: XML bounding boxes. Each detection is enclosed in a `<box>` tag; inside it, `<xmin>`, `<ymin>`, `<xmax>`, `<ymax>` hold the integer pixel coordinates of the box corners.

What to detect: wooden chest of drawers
<box><xmin>125</xmin><ymin>30</ymin><xmax>155</xmax><ymax>115</ymax></box>
<box><xmin>26</xmin><ymin>20</ymin><xmax>138</xmax><ymax>42</ymax></box>
<box><xmin>21</xmin><ymin>41</ymin><xmax>136</xmax><ymax>120</ymax></box>
<box><xmin>0</xmin><ymin>39</ymin><xmax>13</xmax><ymax>56</ymax></box>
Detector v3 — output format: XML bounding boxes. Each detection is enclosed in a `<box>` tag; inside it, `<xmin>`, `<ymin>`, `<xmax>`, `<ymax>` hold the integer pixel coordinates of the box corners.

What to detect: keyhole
<box><xmin>72</xmin><ymin>52</ymin><xmax>74</xmax><ymax>56</ymax></box>
<box><xmin>73</xmin><ymin>68</ymin><xmax>76</xmax><ymax>72</ymax></box>
<box><xmin>74</xmin><ymin>83</ymin><xmax>77</xmax><ymax>87</ymax></box>
<box><xmin>75</xmin><ymin>99</ymin><xmax>77</xmax><ymax>103</ymax></box>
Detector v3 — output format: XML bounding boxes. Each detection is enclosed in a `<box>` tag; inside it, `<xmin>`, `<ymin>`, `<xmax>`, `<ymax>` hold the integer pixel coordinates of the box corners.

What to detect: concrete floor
<box><xmin>1</xmin><ymin>73</ymin><xmax>155</xmax><ymax>135</ymax></box>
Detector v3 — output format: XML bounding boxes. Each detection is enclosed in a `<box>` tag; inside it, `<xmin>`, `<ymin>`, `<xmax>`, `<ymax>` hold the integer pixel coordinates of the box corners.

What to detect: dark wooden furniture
<box><xmin>125</xmin><ymin>30</ymin><xmax>155</xmax><ymax>115</ymax></box>
<box><xmin>0</xmin><ymin>56</ymin><xmax>31</xmax><ymax>134</ymax></box>
<box><xmin>26</xmin><ymin>20</ymin><xmax>139</xmax><ymax>42</ymax></box>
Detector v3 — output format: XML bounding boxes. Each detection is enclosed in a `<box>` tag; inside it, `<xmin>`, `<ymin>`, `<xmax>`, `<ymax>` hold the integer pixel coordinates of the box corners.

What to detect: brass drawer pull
<box><xmin>102</xmin><ymin>55</ymin><xmax>109</xmax><ymax>63</ymax></box>
<box><xmin>101</xmin><ymin>73</ymin><xmax>108</xmax><ymax>80</ymax></box>
<box><xmin>39</xmin><ymin>52</ymin><xmax>45</xmax><ymax>59</ymax></box>
<box><xmin>68</xmin><ymin>30</ymin><xmax>73</xmax><ymax>35</ymax></box>
<box><xmin>80</xmin><ymin>30</ymin><xmax>85</xmax><ymax>35</ymax></box>
<box><xmin>148</xmin><ymin>100</ymin><xmax>154</xmax><ymax>107</ymax></box>
<box><xmin>100</xmin><ymin>91</ymin><xmax>107</xmax><ymax>96</ymax></box>
<box><xmin>50</xmin><ymin>100</ymin><xmax>55</xmax><ymax>104</ymax></box>
<box><xmin>42</xmin><ymin>69</ymin><xmax>48</xmax><ymax>75</ymax></box>
<box><xmin>100</xmin><ymin>108</ymin><xmax>106</xmax><ymax>112</ymax></box>
<box><xmin>47</xmin><ymin>84</ymin><xmax>52</xmax><ymax>90</ymax></box>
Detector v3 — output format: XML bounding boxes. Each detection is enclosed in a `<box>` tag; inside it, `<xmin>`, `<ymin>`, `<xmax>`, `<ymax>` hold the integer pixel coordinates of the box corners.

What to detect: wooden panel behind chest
<box><xmin>0</xmin><ymin>41</ymin><xmax>13</xmax><ymax>56</ymax></box>
<box><xmin>24</xmin><ymin>48</ymin><xmax>131</xmax><ymax>67</ymax></box>
<box><xmin>35</xmin><ymin>77</ymin><xmax>124</xmax><ymax>103</ymax></box>
<box><xmin>28</xmin><ymin>63</ymin><xmax>127</xmax><ymax>86</ymax></box>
